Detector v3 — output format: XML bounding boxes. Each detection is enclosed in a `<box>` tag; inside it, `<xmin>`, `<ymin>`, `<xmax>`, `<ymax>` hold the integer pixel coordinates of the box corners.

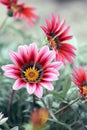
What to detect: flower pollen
<box><xmin>49</xmin><ymin>32</ymin><xmax>61</xmax><ymax>50</ymax></box>
<box><xmin>24</xmin><ymin>67</ymin><xmax>39</xmax><ymax>82</ymax></box>
<box><xmin>11</xmin><ymin>3</ymin><xmax>22</xmax><ymax>13</ymax></box>
<box><xmin>82</xmin><ymin>86</ymin><xmax>87</xmax><ymax>98</ymax></box>
<box><xmin>21</xmin><ymin>63</ymin><xmax>43</xmax><ymax>83</ymax></box>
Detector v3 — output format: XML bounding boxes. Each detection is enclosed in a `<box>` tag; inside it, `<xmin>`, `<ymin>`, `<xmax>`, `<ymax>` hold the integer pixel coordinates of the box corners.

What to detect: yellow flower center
<box><xmin>11</xmin><ymin>3</ymin><xmax>22</xmax><ymax>13</ymax></box>
<box><xmin>50</xmin><ymin>37</ymin><xmax>57</xmax><ymax>50</ymax></box>
<box><xmin>49</xmin><ymin>33</ymin><xmax>61</xmax><ymax>50</ymax></box>
<box><xmin>82</xmin><ymin>86</ymin><xmax>87</xmax><ymax>95</ymax></box>
<box><xmin>24</xmin><ymin>68</ymin><xmax>39</xmax><ymax>82</ymax></box>
<box><xmin>21</xmin><ymin>63</ymin><xmax>43</xmax><ymax>83</ymax></box>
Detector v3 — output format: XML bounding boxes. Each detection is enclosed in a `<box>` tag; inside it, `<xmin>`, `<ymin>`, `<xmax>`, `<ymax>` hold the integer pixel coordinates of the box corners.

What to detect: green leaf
<box><xmin>49</xmin><ymin>110</ymin><xmax>58</xmax><ymax>122</ymax></box>
<box><xmin>62</xmin><ymin>77</ymin><xmax>71</xmax><ymax>99</ymax></box>
<box><xmin>11</xmin><ymin>126</ymin><xmax>19</xmax><ymax>130</ymax></box>
<box><xmin>23</xmin><ymin>124</ymin><xmax>33</xmax><ymax>130</ymax></box>
<box><xmin>44</xmin><ymin>94</ymin><xmax>53</xmax><ymax>108</ymax></box>
<box><xmin>49</xmin><ymin>91</ymin><xmax>65</xmax><ymax>101</ymax></box>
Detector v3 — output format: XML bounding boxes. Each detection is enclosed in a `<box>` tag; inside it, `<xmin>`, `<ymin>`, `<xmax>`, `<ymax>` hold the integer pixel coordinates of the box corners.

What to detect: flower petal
<box><xmin>18</xmin><ymin>45</ymin><xmax>29</xmax><ymax>63</ymax></box>
<box><xmin>40</xmin><ymin>81</ymin><xmax>54</xmax><ymax>90</ymax></box>
<box><xmin>0</xmin><ymin>117</ymin><xmax>8</xmax><ymax>125</ymax></box>
<box><xmin>44</xmin><ymin>68</ymin><xmax>59</xmax><ymax>75</ymax></box>
<box><xmin>43</xmin><ymin>73</ymin><xmax>58</xmax><ymax>81</ymax></box>
<box><xmin>28</xmin><ymin>43</ymin><xmax>38</xmax><ymax>62</ymax></box>
<box><xmin>39</xmin><ymin>50</ymin><xmax>55</xmax><ymax>64</ymax></box>
<box><xmin>0</xmin><ymin>113</ymin><xmax>3</xmax><ymax>120</ymax></box>
<box><xmin>13</xmin><ymin>79</ymin><xmax>26</xmax><ymax>90</ymax></box>
<box><xmin>48</xmin><ymin>61</ymin><xmax>63</xmax><ymax>70</ymax></box>
<box><xmin>37</xmin><ymin>46</ymin><xmax>49</xmax><ymax>61</ymax></box>
<box><xmin>4</xmin><ymin>71</ymin><xmax>20</xmax><ymax>79</ymax></box>
<box><xmin>13</xmin><ymin>5</ymin><xmax>38</xmax><ymax>26</ymax></box>
<box><xmin>34</xmin><ymin>84</ymin><xmax>43</xmax><ymax>98</ymax></box>
<box><xmin>9</xmin><ymin>51</ymin><xmax>23</xmax><ymax>67</ymax></box>
<box><xmin>26</xmin><ymin>83</ymin><xmax>36</xmax><ymax>94</ymax></box>
<box><xmin>1</xmin><ymin>64</ymin><xmax>19</xmax><ymax>71</ymax></box>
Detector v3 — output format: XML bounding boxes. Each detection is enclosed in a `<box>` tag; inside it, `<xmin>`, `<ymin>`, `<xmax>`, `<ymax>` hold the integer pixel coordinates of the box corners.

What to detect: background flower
<box><xmin>0</xmin><ymin>112</ymin><xmax>8</xmax><ymax>125</ymax></box>
<box><xmin>12</xmin><ymin>4</ymin><xmax>38</xmax><ymax>26</ymax></box>
<box><xmin>0</xmin><ymin>0</ymin><xmax>17</xmax><ymax>9</ymax></box>
<box><xmin>0</xmin><ymin>0</ymin><xmax>38</xmax><ymax>26</ymax></box>
<box><xmin>30</xmin><ymin>108</ymin><xmax>49</xmax><ymax>129</ymax></box>
<box><xmin>72</xmin><ymin>66</ymin><xmax>87</xmax><ymax>99</ymax></box>
<box><xmin>2</xmin><ymin>43</ymin><xmax>62</xmax><ymax>98</ymax></box>
<box><xmin>41</xmin><ymin>13</ymin><xmax>76</xmax><ymax>64</ymax></box>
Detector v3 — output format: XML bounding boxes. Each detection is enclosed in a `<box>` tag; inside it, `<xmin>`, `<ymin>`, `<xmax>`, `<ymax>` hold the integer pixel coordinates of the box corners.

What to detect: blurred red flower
<box><xmin>0</xmin><ymin>0</ymin><xmax>38</xmax><ymax>26</ymax></box>
<box><xmin>31</xmin><ymin>108</ymin><xmax>49</xmax><ymax>129</ymax></box>
<box><xmin>72</xmin><ymin>66</ymin><xmax>87</xmax><ymax>99</ymax></box>
<box><xmin>41</xmin><ymin>13</ymin><xmax>76</xmax><ymax>64</ymax></box>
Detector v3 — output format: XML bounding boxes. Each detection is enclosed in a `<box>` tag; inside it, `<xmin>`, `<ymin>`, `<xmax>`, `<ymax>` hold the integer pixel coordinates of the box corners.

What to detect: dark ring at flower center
<box><xmin>82</xmin><ymin>82</ymin><xmax>87</xmax><ymax>86</ymax></box>
<box><xmin>49</xmin><ymin>32</ymin><xmax>61</xmax><ymax>50</ymax></box>
<box><xmin>21</xmin><ymin>63</ymin><xmax>43</xmax><ymax>83</ymax></box>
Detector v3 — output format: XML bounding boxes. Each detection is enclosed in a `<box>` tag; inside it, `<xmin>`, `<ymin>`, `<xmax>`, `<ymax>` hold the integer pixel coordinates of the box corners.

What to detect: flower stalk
<box><xmin>32</xmin><ymin>95</ymin><xmax>36</xmax><ymax>109</ymax></box>
<box><xmin>0</xmin><ymin>15</ymin><xmax>8</xmax><ymax>30</ymax></box>
<box><xmin>55</xmin><ymin>97</ymin><xmax>80</xmax><ymax>115</ymax></box>
<box><xmin>7</xmin><ymin>90</ymin><xmax>15</xmax><ymax>119</ymax></box>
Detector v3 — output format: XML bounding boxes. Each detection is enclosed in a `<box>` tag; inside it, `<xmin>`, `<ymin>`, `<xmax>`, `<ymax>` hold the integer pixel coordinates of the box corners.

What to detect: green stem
<box><xmin>55</xmin><ymin>97</ymin><xmax>80</xmax><ymax>115</ymax></box>
<box><xmin>32</xmin><ymin>95</ymin><xmax>36</xmax><ymax>110</ymax></box>
<box><xmin>48</xmin><ymin>119</ymin><xmax>71</xmax><ymax>130</ymax></box>
<box><xmin>7</xmin><ymin>90</ymin><xmax>15</xmax><ymax>119</ymax></box>
<box><xmin>0</xmin><ymin>15</ymin><xmax>8</xmax><ymax>30</ymax></box>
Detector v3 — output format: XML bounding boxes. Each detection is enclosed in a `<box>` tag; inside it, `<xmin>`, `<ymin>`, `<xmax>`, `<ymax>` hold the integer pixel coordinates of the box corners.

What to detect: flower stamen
<box><xmin>24</xmin><ymin>67</ymin><xmax>39</xmax><ymax>82</ymax></box>
<box><xmin>11</xmin><ymin>3</ymin><xmax>22</xmax><ymax>13</ymax></box>
<box><xmin>21</xmin><ymin>63</ymin><xmax>43</xmax><ymax>83</ymax></box>
<box><xmin>82</xmin><ymin>86</ymin><xmax>87</xmax><ymax>94</ymax></box>
<box><xmin>49</xmin><ymin>32</ymin><xmax>61</xmax><ymax>50</ymax></box>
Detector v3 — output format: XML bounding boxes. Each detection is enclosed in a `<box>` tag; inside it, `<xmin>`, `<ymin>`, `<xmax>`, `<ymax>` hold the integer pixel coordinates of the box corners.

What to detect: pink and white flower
<box><xmin>0</xmin><ymin>112</ymin><xmax>8</xmax><ymax>125</ymax></box>
<box><xmin>2</xmin><ymin>43</ymin><xmax>62</xmax><ymax>98</ymax></box>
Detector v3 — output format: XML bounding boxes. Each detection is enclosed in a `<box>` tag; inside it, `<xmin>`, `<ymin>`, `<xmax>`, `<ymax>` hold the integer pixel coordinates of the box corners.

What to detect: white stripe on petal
<box><xmin>34</xmin><ymin>85</ymin><xmax>43</xmax><ymax>98</ymax></box>
<box><xmin>26</xmin><ymin>83</ymin><xmax>36</xmax><ymax>94</ymax></box>
<box><xmin>40</xmin><ymin>81</ymin><xmax>54</xmax><ymax>91</ymax></box>
<box><xmin>43</xmin><ymin>73</ymin><xmax>58</xmax><ymax>81</ymax></box>
<box><xmin>4</xmin><ymin>72</ymin><xmax>19</xmax><ymax>79</ymax></box>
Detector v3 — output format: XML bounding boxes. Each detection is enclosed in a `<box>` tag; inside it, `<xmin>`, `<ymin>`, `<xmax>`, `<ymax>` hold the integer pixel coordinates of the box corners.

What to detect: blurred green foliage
<box><xmin>0</xmin><ymin>17</ymin><xmax>87</xmax><ymax>130</ymax></box>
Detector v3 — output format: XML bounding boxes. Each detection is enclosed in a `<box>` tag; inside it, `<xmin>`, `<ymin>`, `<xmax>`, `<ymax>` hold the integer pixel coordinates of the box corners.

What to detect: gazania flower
<box><xmin>0</xmin><ymin>112</ymin><xmax>8</xmax><ymax>125</ymax></box>
<box><xmin>41</xmin><ymin>13</ymin><xmax>76</xmax><ymax>64</ymax></box>
<box><xmin>2</xmin><ymin>43</ymin><xmax>62</xmax><ymax>98</ymax></box>
<box><xmin>72</xmin><ymin>66</ymin><xmax>87</xmax><ymax>99</ymax></box>
<box><xmin>0</xmin><ymin>0</ymin><xmax>38</xmax><ymax>26</ymax></box>
<box><xmin>31</xmin><ymin>108</ymin><xmax>49</xmax><ymax>129</ymax></box>
<box><xmin>11</xmin><ymin>3</ymin><xmax>38</xmax><ymax>26</ymax></box>
<box><xmin>0</xmin><ymin>0</ymin><xmax>17</xmax><ymax>8</ymax></box>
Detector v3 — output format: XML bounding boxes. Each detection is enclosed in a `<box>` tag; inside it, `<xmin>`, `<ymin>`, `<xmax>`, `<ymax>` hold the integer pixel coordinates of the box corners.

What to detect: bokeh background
<box><xmin>0</xmin><ymin>0</ymin><xmax>87</xmax><ymax>43</ymax></box>
<box><xmin>0</xmin><ymin>0</ymin><xmax>87</xmax><ymax>130</ymax></box>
